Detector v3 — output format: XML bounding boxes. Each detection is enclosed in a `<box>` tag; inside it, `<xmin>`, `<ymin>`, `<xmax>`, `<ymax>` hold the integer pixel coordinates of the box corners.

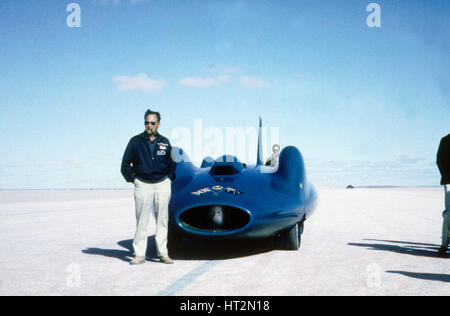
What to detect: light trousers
<box><xmin>442</xmin><ymin>185</ymin><xmax>450</xmax><ymax>247</ymax></box>
<box><xmin>133</xmin><ymin>178</ymin><xmax>171</xmax><ymax>258</ymax></box>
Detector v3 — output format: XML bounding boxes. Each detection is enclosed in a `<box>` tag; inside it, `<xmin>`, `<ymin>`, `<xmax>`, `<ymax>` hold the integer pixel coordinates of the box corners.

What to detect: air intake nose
<box><xmin>210</xmin><ymin>155</ymin><xmax>243</xmax><ymax>176</ymax></box>
<box><xmin>179</xmin><ymin>205</ymin><xmax>251</xmax><ymax>233</ymax></box>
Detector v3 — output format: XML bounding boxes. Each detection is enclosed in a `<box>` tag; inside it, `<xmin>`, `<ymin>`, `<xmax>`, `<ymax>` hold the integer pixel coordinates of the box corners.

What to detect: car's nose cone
<box><xmin>178</xmin><ymin>205</ymin><xmax>251</xmax><ymax>233</ymax></box>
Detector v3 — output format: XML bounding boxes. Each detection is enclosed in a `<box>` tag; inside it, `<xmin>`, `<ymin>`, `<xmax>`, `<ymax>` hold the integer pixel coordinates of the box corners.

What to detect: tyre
<box><xmin>282</xmin><ymin>221</ymin><xmax>304</xmax><ymax>250</ymax></box>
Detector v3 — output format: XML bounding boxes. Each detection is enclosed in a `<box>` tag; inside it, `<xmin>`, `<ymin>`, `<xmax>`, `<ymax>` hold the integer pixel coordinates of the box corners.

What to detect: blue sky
<box><xmin>0</xmin><ymin>0</ymin><xmax>449</xmax><ymax>189</ymax></box>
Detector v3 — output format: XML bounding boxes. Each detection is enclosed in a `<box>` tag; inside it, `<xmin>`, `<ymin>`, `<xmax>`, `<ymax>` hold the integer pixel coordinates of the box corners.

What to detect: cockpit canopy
<box><xmin>209</xmin><ymin>155</ymin><xmax>244</xmax><ymax>176</ymax></box>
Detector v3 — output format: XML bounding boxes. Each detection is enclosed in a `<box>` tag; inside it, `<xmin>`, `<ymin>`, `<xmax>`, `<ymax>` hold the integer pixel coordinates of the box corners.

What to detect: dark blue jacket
<box><xmin>437</xmin><ymin>134</ymin><xmax>450</xmax><ymax>185</ymax></box>
<box><xmin>121</xmin><ymin>131</ymin><xmax>176</xmax><ymax>183</ymax></box>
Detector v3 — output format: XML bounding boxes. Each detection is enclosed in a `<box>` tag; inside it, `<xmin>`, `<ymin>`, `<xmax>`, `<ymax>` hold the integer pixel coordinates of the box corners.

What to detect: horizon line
<box><xmin>0</xmin><ymin>185</ymin><xmax>442</xmax><ymax>191</ymax></box>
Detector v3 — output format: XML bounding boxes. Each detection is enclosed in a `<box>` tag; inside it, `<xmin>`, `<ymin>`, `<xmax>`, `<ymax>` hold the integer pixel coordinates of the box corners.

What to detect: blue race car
<box><xmin>168</xmin><ymin>118</ymin><xmax>318</xmax><ymax>250</ymax></box>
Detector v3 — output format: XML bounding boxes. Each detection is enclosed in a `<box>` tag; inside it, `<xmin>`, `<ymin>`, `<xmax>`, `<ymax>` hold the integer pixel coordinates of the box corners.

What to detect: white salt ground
<box><xmin>0</xmin><ymin>187</ymin><xmax>448</xmax><ymax>296</ymax></box>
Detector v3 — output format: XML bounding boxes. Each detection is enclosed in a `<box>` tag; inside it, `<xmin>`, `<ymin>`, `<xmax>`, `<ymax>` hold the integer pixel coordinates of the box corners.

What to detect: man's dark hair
<box><xmin>145</xmin><ymin>109</ymin><xmax>161</xmax><ymax>122</ymax></box>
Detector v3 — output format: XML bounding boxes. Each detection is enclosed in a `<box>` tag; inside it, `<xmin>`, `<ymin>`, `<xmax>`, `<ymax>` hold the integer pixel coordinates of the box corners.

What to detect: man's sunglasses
<box><xmin>145</xmin><ymin>121</ymin><xmax>158</xmax><ymax>126</ymax></box>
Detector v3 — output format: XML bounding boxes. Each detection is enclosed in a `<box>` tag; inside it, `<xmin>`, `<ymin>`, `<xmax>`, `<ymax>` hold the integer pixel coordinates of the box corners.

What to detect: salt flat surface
<box><xmin>0</xmin><ymin>187</ymin><xmax>448</xmax><ymax>296</ymax></box>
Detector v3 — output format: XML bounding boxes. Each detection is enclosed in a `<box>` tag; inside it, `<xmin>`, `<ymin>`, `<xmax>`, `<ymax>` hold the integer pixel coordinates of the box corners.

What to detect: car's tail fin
<box><xmin>271</xmin><ymin>146</ymin><xmax>306</xmax><ymax>195</ymax></box>
<box><xmin>256</xmin><ymin>116</ymin><xmax>263</xmax><ymax>166</ymax></box>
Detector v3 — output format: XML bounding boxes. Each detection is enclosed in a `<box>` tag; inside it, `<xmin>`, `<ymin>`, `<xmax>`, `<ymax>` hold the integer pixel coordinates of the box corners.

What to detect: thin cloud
<box><xmin>240</xmin><ymin>76</ymin><xmax>271</xmax><ymax>88</ymax></box>
<box><xmin>113</xmin><ymin>74</ymin><xmax>165</xmax><ymax>92</ymax></box>
<box><xmin>204</xmin><ymin>65</ymin><xmax>240</xmax><ymax>74</ymax></box>
<box><xmin>397</xmin><ymin>155</ymin><xmax>426</xmax><ymax>165</ymax></box>
<box><xmin>178</xmin><ymin>75</ymin><xmax>229</xmax><ymax>88</ymax></box>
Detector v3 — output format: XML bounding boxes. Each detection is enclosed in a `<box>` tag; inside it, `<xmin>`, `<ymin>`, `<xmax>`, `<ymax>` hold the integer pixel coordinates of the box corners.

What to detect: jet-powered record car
<box><xmin>168</xmin><ymin>118</ymin><xmax>318</xmax><ymax>250</ymax></box>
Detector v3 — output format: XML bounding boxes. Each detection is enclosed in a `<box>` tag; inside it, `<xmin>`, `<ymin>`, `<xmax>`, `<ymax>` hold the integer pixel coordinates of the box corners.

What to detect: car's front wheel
<box><xmin>281</xmin><ymin>221</ymin><xmax>304</xmax><ymax>250</ymax></box>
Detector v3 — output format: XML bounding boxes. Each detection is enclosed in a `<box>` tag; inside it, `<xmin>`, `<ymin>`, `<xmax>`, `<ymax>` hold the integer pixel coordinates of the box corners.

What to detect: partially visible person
<box><xmin>121</xmin><ymin>109</ymin><xmax>176</xmax><ymax>265</ymax></box>
<box><xmin>265</xmin><ymin>144</ymin><xmax>281</xmax><ymax>167</ymax></box>
<box><xmin>437</xmin><ymin>133</ymin><xmax>450</xmax><ymax>257</ymax></box>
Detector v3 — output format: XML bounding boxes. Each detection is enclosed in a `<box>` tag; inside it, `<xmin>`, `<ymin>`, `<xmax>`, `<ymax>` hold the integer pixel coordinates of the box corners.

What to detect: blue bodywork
<box><xmin>168</xmin><ymin>119</ymin><xmax>318</xmax><ymax>244</ymax></box>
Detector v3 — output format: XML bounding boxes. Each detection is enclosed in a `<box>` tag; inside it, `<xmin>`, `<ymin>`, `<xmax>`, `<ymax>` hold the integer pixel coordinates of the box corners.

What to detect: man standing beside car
<box><xmin>437</xmin><ymin>133</ymin><xmax>450</xmax><ymax>257</ymax></box>
<box><xmin>121</xmin><ymin>109</ymin><xmax>176</xmax><ymax>265</ymax></box>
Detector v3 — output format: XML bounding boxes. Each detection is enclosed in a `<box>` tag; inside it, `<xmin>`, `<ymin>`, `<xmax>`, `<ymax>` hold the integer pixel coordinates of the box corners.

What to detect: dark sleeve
<box><xmin>437</xmin><ymin>136</ymin><xmax>450</xmax><ymax>177</ymax></box>
<box><xmin>167</xmin><ymin>140</ymin><xmax>177</xmax><ymax>181</ymax></box>
<box><xmin>437</xmin><ymin>139</ymin><xmax>442</xmax><ymax>171</ymax></box>
<box><xmin>121</xmin><ymin>138</ymin><xmax>136</xmax><ymax>183</ymax></box>
<box><xmin>265</xmin><ymin>156</ymin><xmax>272</xmax><ymax>166</ymax></box>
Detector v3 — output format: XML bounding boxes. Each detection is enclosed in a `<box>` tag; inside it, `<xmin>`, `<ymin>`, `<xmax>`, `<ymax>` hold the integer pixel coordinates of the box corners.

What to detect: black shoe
<box><xmin>438</xmin><ymin>246</ymin><xmax>448</xmax><ymax>257</ymax></box>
